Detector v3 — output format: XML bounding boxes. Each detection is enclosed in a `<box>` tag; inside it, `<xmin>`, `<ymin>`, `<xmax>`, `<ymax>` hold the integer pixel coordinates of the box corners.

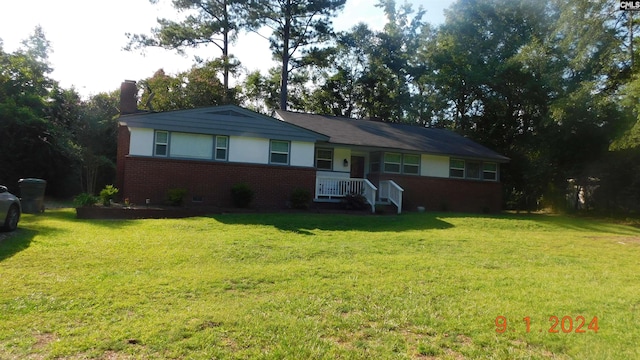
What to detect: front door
<box><xmin>350</xmin><ymin>156</ymin><xmax>365</xmax><ymax>178</ymax></box>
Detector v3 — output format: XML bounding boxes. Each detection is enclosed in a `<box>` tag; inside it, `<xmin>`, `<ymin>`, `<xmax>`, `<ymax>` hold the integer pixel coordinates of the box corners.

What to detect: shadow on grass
<box><xmin>33</xmin><ymin>208</ymin><xmax>138</xmax><ymax>230</ymax></box>
<box><xmin>530</xmin><ymin>214</ymin><xmax>640</xmax><ymax>235</ymax></box>
<box><xmin>439</xmin><ymin>212</ymin><xmax>640</xmax><ymax>236</ymax></box>
<box><xmin>0</xmin><ymin>228</ymin><xmax>37</xmax><ymax>262</ymax></box>
<box><xmin>0</xmin><ymin>210</ymin><xmax>78</xmax><ymax>262</ymax></box>
<box><xmin>209</xmin><ymin>212</ymin><xmax>455</xmax><ymax>234</ymax></box>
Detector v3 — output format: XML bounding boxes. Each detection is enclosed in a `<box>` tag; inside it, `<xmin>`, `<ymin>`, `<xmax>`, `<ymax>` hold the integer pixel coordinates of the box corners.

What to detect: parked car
<box><xmin>0</xmin><ymin>185</ymin><xmax>21</xmax><ymax>231</ymax></box>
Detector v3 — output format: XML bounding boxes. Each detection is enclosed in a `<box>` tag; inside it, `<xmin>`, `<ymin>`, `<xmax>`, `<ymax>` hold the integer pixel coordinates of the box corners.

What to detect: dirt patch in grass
<box><xmin>443</xmin><ymin>348</ymin><xmax>467</xmax><ymax>360</ymax></box>
<box><xmin>615</xmin><ymin>237</ymin><xmax>640</xmax><ymax>244</ymax></box>
<box><xmin>33</xmin><ymin>333</ymin><xmax>57</xmax><ymax>349</ymax></box>
<box><xmin>587</xmin><ymin>236</ymin><xmax>640</xmax><ymax>244</ymax></box>
<box><xmin>455</xmin><ymin>334</ymin><xmax>473</xmax><ymax>346</ymax></box>
<box><xmin>101</xmin><ymin>351</ymin><xmax>136</xmax><ymax>360</ymax></box>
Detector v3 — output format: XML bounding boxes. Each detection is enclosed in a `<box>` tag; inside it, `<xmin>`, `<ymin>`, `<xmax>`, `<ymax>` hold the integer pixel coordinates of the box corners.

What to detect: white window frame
<box><xmin>315</xmin><ymin>148</ymin><xmax>333</xmax><ymax>170</ymax></box>
<box><xmin>483</xmin><ymin>162</ymin><xmax>498</xmax><ymax>181</ymax></box>
<box><xmin>154</xmin><ymin>130</ymin><xmax>169</xmax><ymax>157</ymax></box>
<box><xmin>270</xmin><ymin>140</ymin><xmax>290</xmax><ymax>165</ymax></box>
<box><xmin>450</xmin><ymin>158</ymin><xmax>465</xmax><ymax>178</ymax></box>
<box><xmin>215</xmin><ymin>136</ymin><xmax>229</xmax><ymax>161</ymax></box>
<box><xmin>383</xmin><ymin>152</ymin><xmax>402</xmax><ymax>174</ymax></box>
<box><xmin>402</xmin><ymin>154</ymin><xmax>420</xmax><ymax>175</ymax></box>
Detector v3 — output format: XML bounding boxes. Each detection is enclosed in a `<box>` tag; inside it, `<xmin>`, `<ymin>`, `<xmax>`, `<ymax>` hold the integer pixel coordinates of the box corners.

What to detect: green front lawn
<box><xmin>1</xmin><ymin>210</ymin><xmax>639</xmax><ymax>359</ymax></box>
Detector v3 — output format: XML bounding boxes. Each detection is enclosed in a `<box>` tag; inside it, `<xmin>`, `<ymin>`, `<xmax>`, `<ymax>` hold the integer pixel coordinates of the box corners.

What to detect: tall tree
<box><xmin>240</xmin><ymin>66</ymin><xmax>310</xmax><ymax>115</ymax></box>
<box><xmin>139</xmin><ymin>69</ymin><xmax>190</xmax><ymax>112</ymax></box>
<box><xmin>125</xmin><ymin>0</ymin><xmax>244</xmax><ymax>102</ymax></box>
<box><xmin>542</xmin><ymin>0</ymin><xmax>640</xmax><ymax>210</ymax></box>
<box><xmin>422</xmin><ymin>0</ymin><xmax>561</xmax><ymax>208</ymax></box>
<box><xmin>138</xmin><ymin>60</ymin><xmax>230</xmax><ymax>112</ymax></box>
<box><xmin>0</xmin><ymin>29</ymin><xmax>49</xmax><ymax>169</ymax></box>
<box><xmin>299</xmin><ymin>0</ymin><xmax>427</xmax><ymax>122</ymax></box>
<box><xmin>76</xmin><ymin>91</ymin><xmax>120</xmax><ymax>194</ymax></box>
<box><xmin>362</xmin><ymin>0</ymin><xmax>425</xmax><ymax>122</ymax></box>
<box><xmin>422</xmin><ymin>0</ymin><xmax>637</xmax><ymax>210</ymax></box>
<box><xmin>0</xmin><ymin>27</ymin><xmax>82</xmax><ymax>196</ymax></box>
<box><xmin>241</xmin><ymin>69</ymin><xmax>281</xmax><ymax>115</ymax></box>
<box><xmin>300</xmin><ymin>23</ymin><xmax>373</xmax><ymax>118</ymax></box>
<box><xmin>244</xmin><ymin>0</ymin><xmax>346</xmax><ymax>110</ymax></box>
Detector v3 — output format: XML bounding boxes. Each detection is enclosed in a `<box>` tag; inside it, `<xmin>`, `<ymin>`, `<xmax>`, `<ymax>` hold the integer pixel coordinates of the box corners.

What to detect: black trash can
<box><xmin>19</xmin><ymin>178</ymin><xmax>47</xmax><ymax>213</ymax></box>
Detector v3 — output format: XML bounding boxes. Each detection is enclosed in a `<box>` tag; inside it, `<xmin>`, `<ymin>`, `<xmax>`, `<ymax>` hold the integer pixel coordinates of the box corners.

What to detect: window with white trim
<box><xmin>403</xmin><ymin>154</ymin><xmax>420</xmax><ymax>175</ymax></box>
<box><xmin>215</xmin><ymin>136</ymin><xmax>228</xmax><ymax>161</ymax></box>
<box><xmin>315</xmin><ymin>148</ymin><xmax>333</xmax><ymax>170</ymax></box>
<box><xmin>450</xmin><ymin>159</ymin><xmax>465</xmax><ymax>178</ymax></box>
<box><xmin>270</xmin><ymin>140</ymin><xmax>290</xmax><ymax>165</ymax></box>
<box><xmin>450</xmin><ymin>158</ymin><xmax>499</xmax><ymax>181</ymax></box>
<box><xmin>170</xmin><ymin>132</ymin><xmax>213</xmax><ymax>159</ymax></box>
<box><xmin>384</xmin><ymin>153</ymin><xmax>402</xmax><ymax>173</ymax></box>
<box><xmin>483</xmin><ymin>162</ymin><xmax>498</xmax><ymax>181</ymax></box>
<box><xmin>155</xmin><ymin>131</ymin><xmax>168</xmax><ymax>156</ymax></box>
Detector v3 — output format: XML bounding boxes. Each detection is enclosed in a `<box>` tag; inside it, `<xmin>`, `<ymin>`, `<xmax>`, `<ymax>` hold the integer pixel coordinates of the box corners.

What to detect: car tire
<box><xmin>2</xmin><ymin>205</ymin><xmax>20</xmax><ymax>232</ymax></box>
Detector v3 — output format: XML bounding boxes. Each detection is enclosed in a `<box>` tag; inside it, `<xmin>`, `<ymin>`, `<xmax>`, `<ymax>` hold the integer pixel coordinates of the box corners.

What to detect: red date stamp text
<box><xmin>495</xmin><ymin>315</ymin><xmax>599</xmax><ymax>334</ymax></box>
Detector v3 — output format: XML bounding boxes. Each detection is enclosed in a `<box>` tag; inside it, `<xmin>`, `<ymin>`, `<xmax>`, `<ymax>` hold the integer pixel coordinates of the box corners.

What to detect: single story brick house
<box><xmin>116</xmin><ymin>82</ymin><xmax>509</xmax><ymax>213</ymax></box>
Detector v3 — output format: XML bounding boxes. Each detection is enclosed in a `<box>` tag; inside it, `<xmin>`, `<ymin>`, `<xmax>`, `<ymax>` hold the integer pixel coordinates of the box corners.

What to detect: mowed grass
<box><xmin>1</xmin><ymin>210</ymin><xmax>639</xmax><ymax>359</ymax></box>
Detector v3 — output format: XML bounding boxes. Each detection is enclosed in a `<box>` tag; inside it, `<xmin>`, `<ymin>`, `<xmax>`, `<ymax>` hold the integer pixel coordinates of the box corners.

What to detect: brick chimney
<box><xmin>120</xmin><ymin>80</ymin><xmax>138</xmax><ymax>115</ymax></box>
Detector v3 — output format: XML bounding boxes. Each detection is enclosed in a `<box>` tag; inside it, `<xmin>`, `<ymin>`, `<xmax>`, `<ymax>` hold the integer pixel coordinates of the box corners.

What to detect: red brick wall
<box><xmin>121</xmin><ymin>156</ymin><xmax>316</xmax><ymax>209</ymax></box>
<box><xmin>116</xmin><ymin>125</ymin><xmax>130</xmax><ymax>192</ymax></box>
<box><xmin>371</xmin><ymin>173</ymin><xmax>503</xmax><ymax>213</ymax></box>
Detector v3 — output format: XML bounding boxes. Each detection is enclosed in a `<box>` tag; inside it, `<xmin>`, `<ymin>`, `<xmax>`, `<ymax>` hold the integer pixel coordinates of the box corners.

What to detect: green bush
<box><xmin>341</xmin><ymin>193</ymin><xmax>369</xmax><ymax>211</ymax></box>
<box><xmin>231</xmin><ymin>183</ymin><xmax>254</xmax><ymax>208</ymax></box>
<box><xmin>99</xmin><ymin>185</ymin><xmax>119</xmax><ymax>207</ymax></box>
<box><xmin>290</xmin><ymin>188</ymin><xmax>311</xmax><ymax>210</ymax></box>
<box><xmin>167</xmin><ymin>188</ymin><xmax>188</xmax><ymax>206</ymax></box>
<box><xmin>73</xmin><ymin>193</ymin><xmax>98</xmax><ymax>207</ymax></box>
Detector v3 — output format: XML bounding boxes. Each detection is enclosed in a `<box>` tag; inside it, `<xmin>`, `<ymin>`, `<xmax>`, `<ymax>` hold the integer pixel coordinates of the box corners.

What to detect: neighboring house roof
<box><xmin>276</xmin><ymin>110</ymin><xmax>510</xmax><ymax>162</ymax></box>
<box><xmin>119</xmin><ymin>105</ymin><xmax>329</xmax><ymax>143</ymax></box>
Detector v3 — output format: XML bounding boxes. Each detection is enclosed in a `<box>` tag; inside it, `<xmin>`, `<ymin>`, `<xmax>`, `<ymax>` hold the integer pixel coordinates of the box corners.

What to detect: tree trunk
<box><xmin>223</xmin><ymin>0</ymin><xmax>230</xmax><ymax>103</ymax></box>
<box><xmin>630</xmin><ymin>11</ymin><xmax>635</xmax><ymax>69</ymax></box>
<box><xmin>279</xmin><ymin>0</ymin><xmax>291</xmax><ymax>111</ymax></box>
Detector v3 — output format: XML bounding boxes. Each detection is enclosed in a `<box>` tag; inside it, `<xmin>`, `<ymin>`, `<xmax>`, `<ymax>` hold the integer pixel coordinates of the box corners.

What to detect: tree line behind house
<box><xmin>1</xmin><ymin>0</ymin><xmax>640</xmax><ymax>213</ymax></box>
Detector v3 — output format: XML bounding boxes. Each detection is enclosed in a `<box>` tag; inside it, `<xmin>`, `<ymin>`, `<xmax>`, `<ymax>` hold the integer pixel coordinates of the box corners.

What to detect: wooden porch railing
<box><xmin>379</xmin><ymin>180</ymin><xmax>404</xmax><ymax>214</ymax></box>
<box><xmin>362</xmin><ymin>179</ymin><xmax>377</xmax><ymax>213</ymax></box>
<box><xmin>315</xmin><ymin>177</ymin><xmax>377</xmax><ymax>213</ymax></box>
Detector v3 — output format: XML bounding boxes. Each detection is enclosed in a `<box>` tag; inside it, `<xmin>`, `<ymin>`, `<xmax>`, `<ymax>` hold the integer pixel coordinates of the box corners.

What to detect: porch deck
<box><xmin>315</xmin><ymin>177</ymin><xmax>404</xmax><ymax>214</ymax></box>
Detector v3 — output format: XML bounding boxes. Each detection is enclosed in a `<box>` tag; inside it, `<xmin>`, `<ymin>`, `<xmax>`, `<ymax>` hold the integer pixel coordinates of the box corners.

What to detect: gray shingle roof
<box><xmin>276</xmin><ymin>110</ymin><xmax>510</xmax><ymax>162</ymax></box>
<box><xmin>119</xmin><ymin>105</ymin><xmax>329</xmax><ymax>143</ymax></box>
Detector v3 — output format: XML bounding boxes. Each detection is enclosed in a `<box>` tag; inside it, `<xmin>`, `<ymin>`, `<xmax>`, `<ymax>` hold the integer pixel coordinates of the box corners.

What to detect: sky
<box><xmin>0</xmin><ymin>0</ymin><xmax>455</xmax><ymax>98</ymax></box>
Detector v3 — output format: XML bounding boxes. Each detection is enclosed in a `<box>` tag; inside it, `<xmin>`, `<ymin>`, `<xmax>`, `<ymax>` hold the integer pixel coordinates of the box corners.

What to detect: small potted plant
<box><xmin>99</xmin><ymin>185</ymin><xmax>119</xmax><ymax>207</ymax></box>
